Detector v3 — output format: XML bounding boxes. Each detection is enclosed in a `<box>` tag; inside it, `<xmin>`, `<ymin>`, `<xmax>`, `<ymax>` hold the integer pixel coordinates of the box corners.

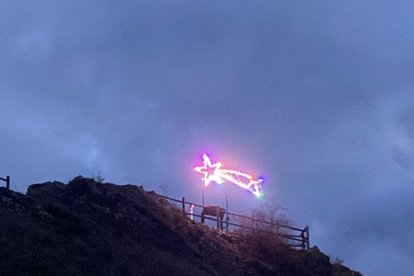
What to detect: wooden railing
<box><xmin>0</xmin><ymin>176</ymin><xmax>10</xmax><ymax>190</ymax></box>
<box><xmin>158</xmin><ymin>194</ymin><xmax>310</xmax><ymax>250</ymax></box>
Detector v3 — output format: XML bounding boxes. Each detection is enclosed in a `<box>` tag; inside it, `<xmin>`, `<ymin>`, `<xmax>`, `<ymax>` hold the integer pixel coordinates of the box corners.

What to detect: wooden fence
<box><xmin>158</xmin><ymin>194</ymin><xmax>310</xmax><ymax>250</ymax></box>
<box><xmin>0</xmin><ymin>176</ymin><xmax>10</xmax><ymax>190</ymax></box>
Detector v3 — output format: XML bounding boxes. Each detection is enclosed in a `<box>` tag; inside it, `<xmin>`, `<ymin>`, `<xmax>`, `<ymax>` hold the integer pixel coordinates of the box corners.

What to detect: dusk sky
<box><xmin>1</xmin><ymin>1</ymin><xmax>414</xmax><ymax>275</ymax></box>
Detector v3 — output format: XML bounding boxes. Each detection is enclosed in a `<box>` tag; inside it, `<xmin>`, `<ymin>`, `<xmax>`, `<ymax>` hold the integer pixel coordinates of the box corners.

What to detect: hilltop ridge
<box><xmin>0</xmin><ymin>176</ymin><xmax>361</xmax><ymax>275</ymax></box>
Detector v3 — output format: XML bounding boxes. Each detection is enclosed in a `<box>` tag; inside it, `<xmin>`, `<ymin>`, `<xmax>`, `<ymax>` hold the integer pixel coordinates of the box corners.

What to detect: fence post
<box><xmin>226</xmin><ymin>211</ymin><xmax>229</xmax><ymax>232</ymax></box>
<box><xmin>0</xmin><ymin>176</ymin><xmax>10</xmax><ymax>190</ymax></box>
<box><xmin>305</xmin><ymin>225</ymin><xmax>310</xmax><ymax>249</ymax></box>
<box><xmin>216</xmin><ymin>207</ymin><xmax>220</xmax><ymax>229</ymax></box>
<box><xmin>181</xmin><ymin>197</ymin><xmax>186</xmax><ymax>215</ymax></box>
<box><xmin>300</xmin><ymin>229</ymin><xmax>305</xmax><ymax>249</ymax></box>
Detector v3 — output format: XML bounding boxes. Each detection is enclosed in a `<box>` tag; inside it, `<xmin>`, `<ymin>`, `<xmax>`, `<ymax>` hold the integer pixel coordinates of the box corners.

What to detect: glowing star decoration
<box><xmin>194</xmin><ymin>154</ymin><xmax>264</xmax><ymax>198</ymax></box>
<box><xmin>194</xmin><ymin>154</ymin><xmax>224</xmax><ymax>186</ymax></box>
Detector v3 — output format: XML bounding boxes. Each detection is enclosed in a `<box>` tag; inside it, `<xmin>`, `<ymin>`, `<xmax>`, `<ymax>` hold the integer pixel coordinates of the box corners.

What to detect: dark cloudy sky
<box><xmin>2</xmin><ymin>1</ymin><xmax>414</xmax><ymax>274</ymax></box>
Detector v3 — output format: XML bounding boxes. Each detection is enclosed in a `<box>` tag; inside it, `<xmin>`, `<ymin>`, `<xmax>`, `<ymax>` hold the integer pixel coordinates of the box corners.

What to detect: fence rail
<box><xmin>158</xmin><ymin>194</ymin><xmax>310</xmax><ymax>250</ymax></box>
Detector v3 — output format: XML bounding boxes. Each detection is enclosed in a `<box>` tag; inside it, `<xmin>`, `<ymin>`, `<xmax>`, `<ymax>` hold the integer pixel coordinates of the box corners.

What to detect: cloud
<box><xmin>1</xmin><ymin>1</ymin><xmax>414</xmax><ymax>275</ymax></box>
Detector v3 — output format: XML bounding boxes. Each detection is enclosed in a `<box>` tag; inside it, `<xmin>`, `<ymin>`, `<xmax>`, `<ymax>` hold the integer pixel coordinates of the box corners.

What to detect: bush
<box><xmin>239</xmin><ymin>205</ymin><xmax>291</xmax><ymax>235</ymax></box>
<box><xmin>236</xmin><ymin>205</ymin><xmax>293</xmax><ymax>263</ymax></box>
<box><xmin>92</xmin><ymin>173</ymin><xmax>105</xmax><ymax>183</ymax></box>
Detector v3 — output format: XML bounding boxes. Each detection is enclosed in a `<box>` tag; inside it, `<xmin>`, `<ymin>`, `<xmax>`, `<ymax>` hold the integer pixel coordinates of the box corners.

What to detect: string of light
<box><xmin>194</xmin><ymin>154</ymin><xmax>263</xmax><ymax>198</ymax></box>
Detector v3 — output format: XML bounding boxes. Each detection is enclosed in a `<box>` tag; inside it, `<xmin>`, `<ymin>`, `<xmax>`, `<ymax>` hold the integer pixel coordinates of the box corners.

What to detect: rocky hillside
<box><xmin>0</xmin><ymin>176</ymin><xmax>361</xmax><ymax>275</ymax></box>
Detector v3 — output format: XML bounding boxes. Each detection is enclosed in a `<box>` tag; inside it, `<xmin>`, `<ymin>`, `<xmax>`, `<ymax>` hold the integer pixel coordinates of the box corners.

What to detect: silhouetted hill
<box><xmin>0</xmin><ymin>176</ymin><xmax>361</xmax><ymax>275</ymax></box>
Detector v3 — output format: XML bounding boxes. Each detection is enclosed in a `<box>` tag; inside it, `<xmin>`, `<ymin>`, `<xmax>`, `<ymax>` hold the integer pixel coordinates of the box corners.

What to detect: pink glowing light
<box><xmin>194</xmin><ymin>154</ymin><xmax>263</xmax><ymax>198</ymax></box>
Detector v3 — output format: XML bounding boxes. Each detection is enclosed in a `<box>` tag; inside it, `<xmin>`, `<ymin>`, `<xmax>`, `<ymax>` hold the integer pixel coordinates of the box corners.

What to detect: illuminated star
<box><xmin>194</xmin><ymin>154</ymin><xmax>264</xmax><ymax>198</ymax></box>
<box><xmin>194</xmin><ymin>154</ymin><xmax>223</xmax><ymax>186</ymax></box>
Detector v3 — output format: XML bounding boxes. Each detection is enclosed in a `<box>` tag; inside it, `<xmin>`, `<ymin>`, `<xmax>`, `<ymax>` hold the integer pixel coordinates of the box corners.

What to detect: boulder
<box><xmin>27</xmin><ymin>181</ymin><xmax>65</xmax><ymax>197</ymax></box>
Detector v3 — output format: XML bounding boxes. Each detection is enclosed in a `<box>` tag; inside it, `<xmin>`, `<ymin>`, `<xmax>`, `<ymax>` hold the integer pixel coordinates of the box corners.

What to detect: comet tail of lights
<box><xmin>194</xmin><ymin>154</ymin><xmax>264</xmax><ymax>198</ymax></box>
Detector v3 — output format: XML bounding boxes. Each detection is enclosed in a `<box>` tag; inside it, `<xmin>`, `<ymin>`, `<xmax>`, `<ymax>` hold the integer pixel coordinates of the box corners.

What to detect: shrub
<box><xmin>236</xmin><ymin>205</ymin><xmax>293</xmax><ymax>263</ymax></box>
<box><xmin>92</xmin><ymin>172</ymin><xmax>105</xmax><ymax>183</ymax></box>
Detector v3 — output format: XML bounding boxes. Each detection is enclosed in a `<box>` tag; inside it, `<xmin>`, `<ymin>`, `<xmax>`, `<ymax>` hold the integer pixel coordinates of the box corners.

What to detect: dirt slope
<box><xmin>0</xmin><ymin>176</ymin><xmax>361</xmax><ymax>276</ymax></box>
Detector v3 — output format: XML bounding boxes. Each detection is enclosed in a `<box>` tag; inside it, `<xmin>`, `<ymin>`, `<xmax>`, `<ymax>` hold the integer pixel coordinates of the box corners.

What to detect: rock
<box><xmin>67</xmin><ymin>175</ymin><xmax>104</xmax><ymax>195</ymax></box>
<box><xmin>27</xmin><ymin>181</ymin><xmax>65</xmax><ymax>197</ymax></box>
